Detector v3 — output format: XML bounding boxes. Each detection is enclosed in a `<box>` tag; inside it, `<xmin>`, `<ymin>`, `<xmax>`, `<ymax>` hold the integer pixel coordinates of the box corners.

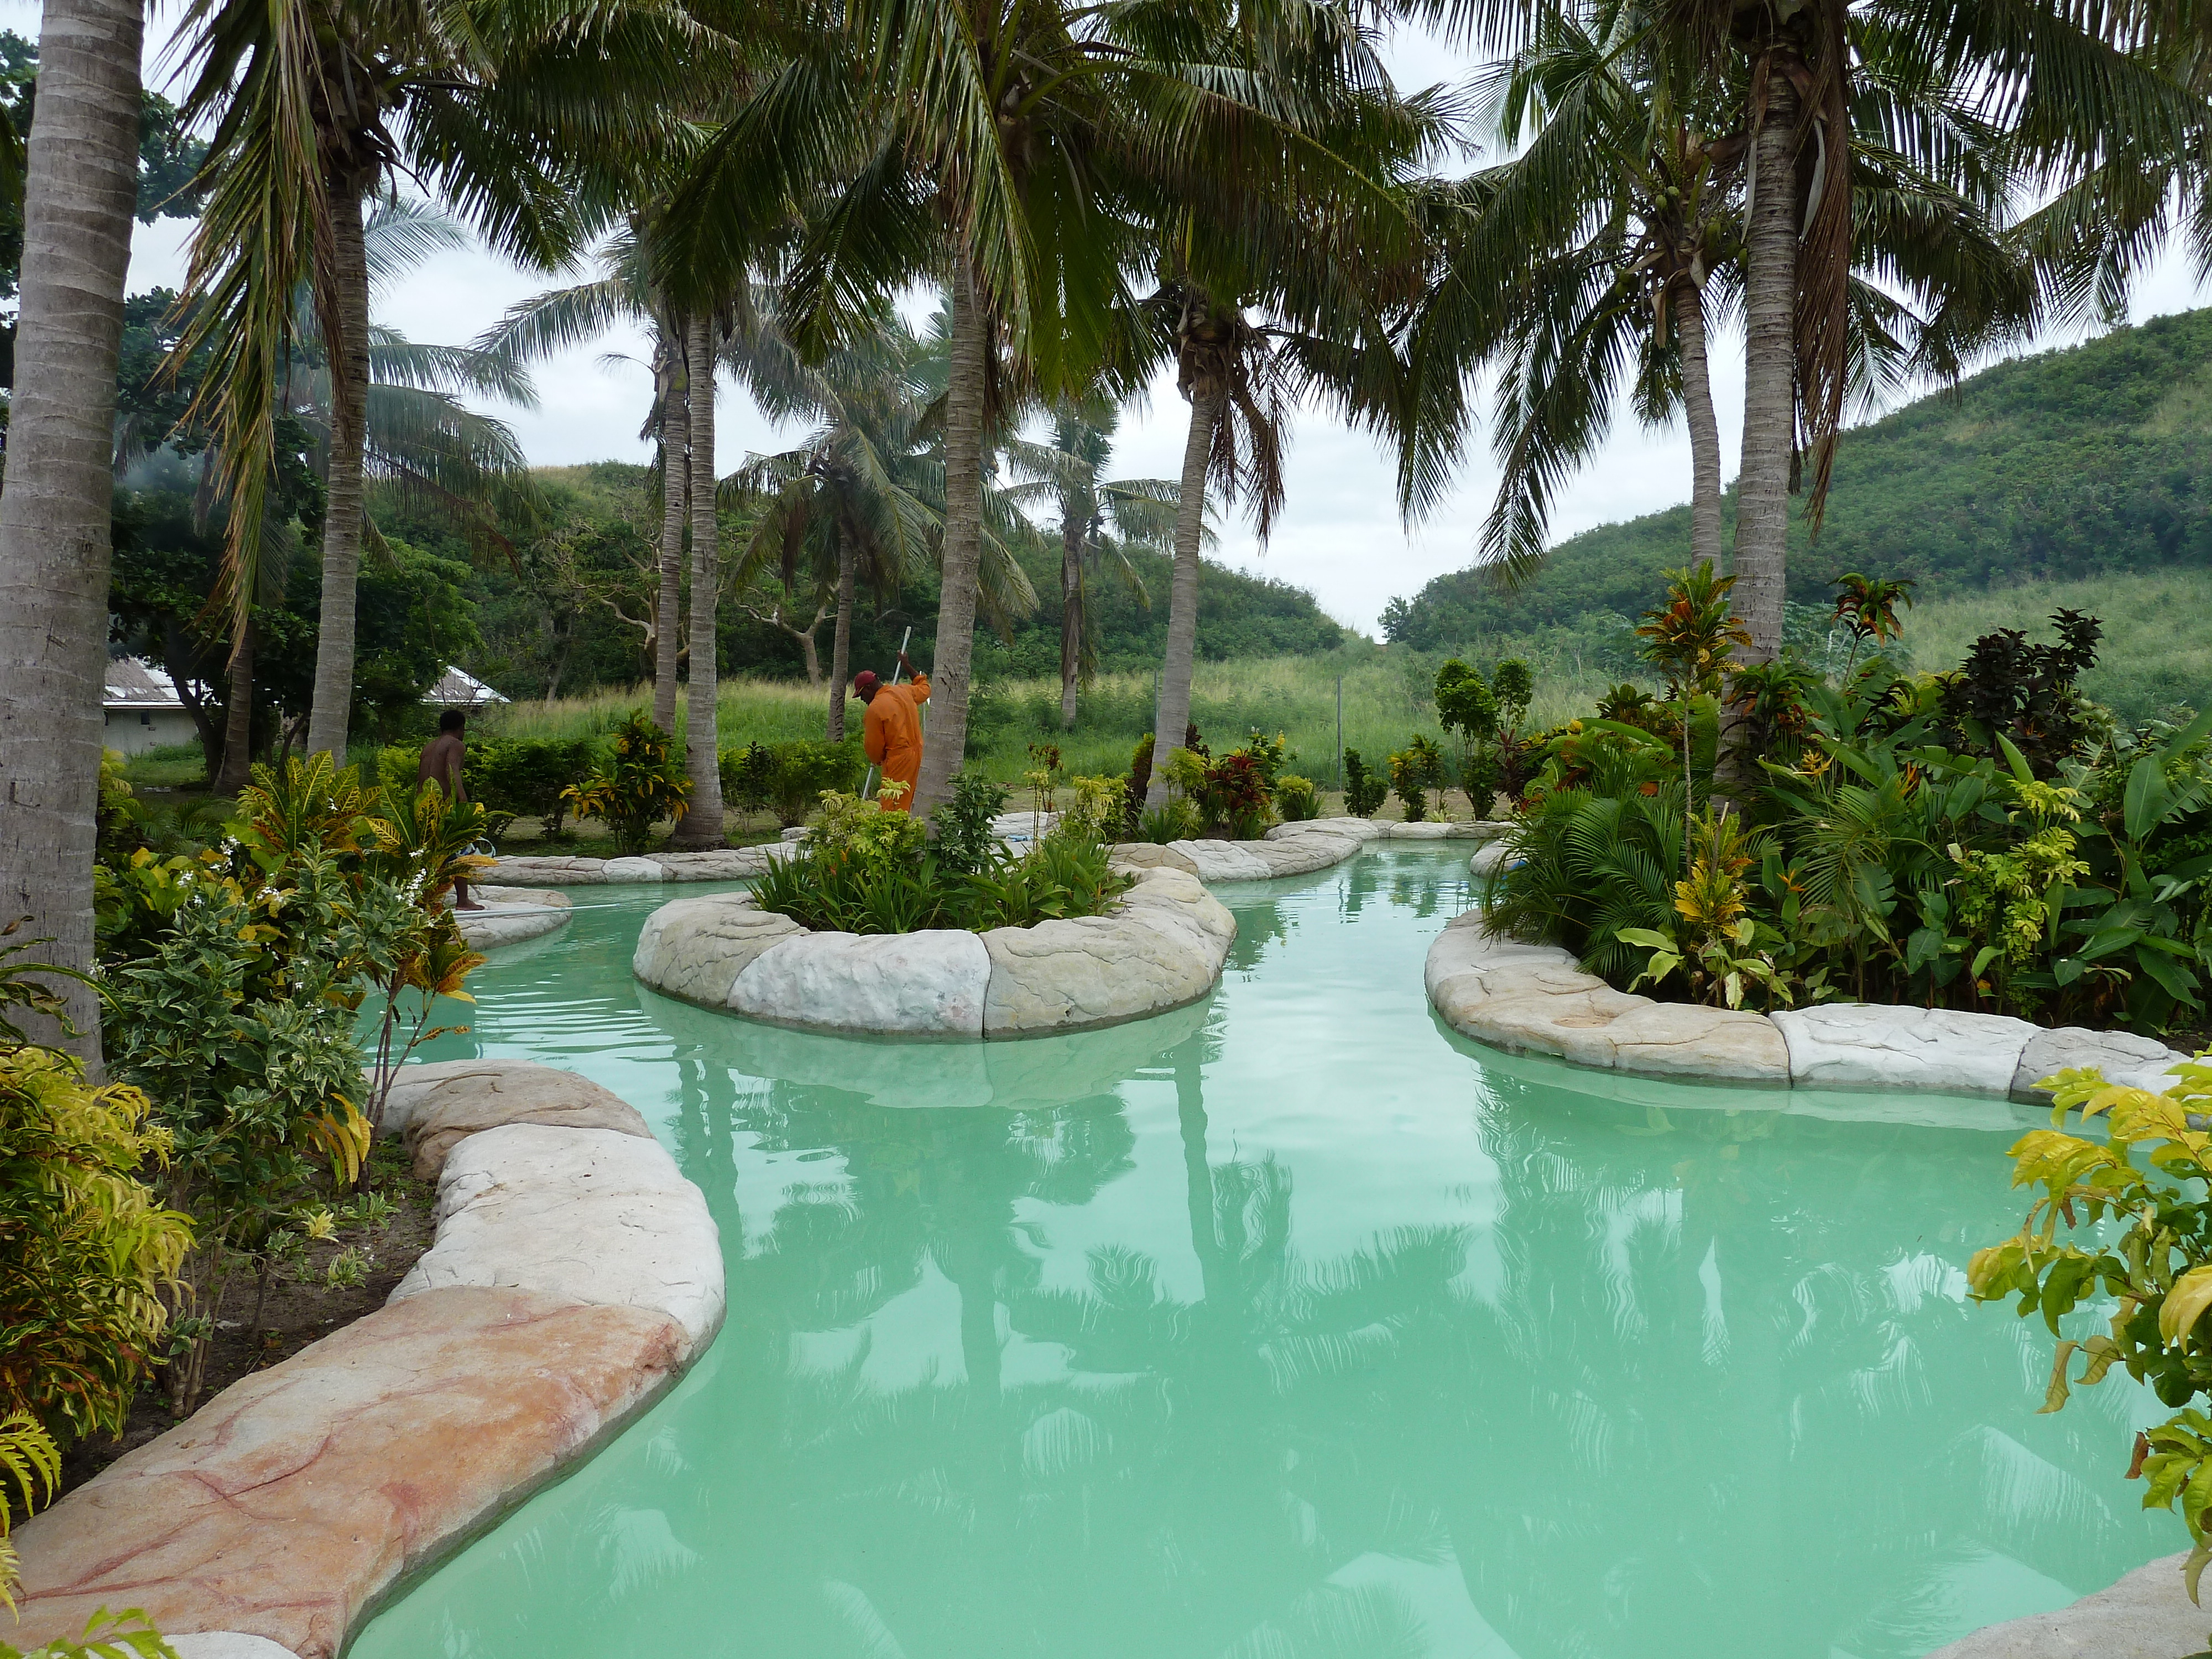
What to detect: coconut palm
<box><xmin>1392</xmin><ymin>1</ymin><xmax>2033</xmax><ymax>603</ymax></box>
<box><xmin>665</xmin><ymin>0</ymin><xmax>1435</xmax><ymax>815</ymax></box>
<box><xmin>999</xmin><ymin>400</ymin><xmax>1174</xmax><ymax>729</ymax></box>
<box><xmin>0</xmin><ymin>0</ymin><xmax>145</xmax><ymax>1057</ymax></box>
<box><xmin>472</xmin><ymin>227</ymin><xmax>696</xmax><ymax>731</ymax></box>
<box><xmin>729</xmin><ymin>314</ymin><xmax>941</xmax><ymax>738</ymax></box>
<box><xmin>168</xmin><ymin>0</ymin><xmax>687</xmax><ymax>760</ymax></box>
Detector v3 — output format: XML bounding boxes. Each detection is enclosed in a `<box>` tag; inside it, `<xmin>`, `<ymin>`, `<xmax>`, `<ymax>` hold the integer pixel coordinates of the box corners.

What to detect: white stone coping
<box><xmin>1924</xmin><ymin>1550</ymin><xmax>2205</xmax><ymax>1657</ymax></box>
<box><xmin>1425</xmin><ymin>908</ymin><xmax>2198</xmax><ymax>1099</ymax></box>
<box><xmin>453</xmin><ymin>884</ymin><xmax>572</xmax><ymax>949</ymax></box>
<box><xmin>633</xmin><ymin>864</ymin><xmax>1238</xmax><ymax>1040</ymax></box>
<box><xmin>8</xmin><ymin>1060</ymin><xmax>723</xmax><ymax>1659</ymax></box>
<box><xmin>481</xmin><ymin>844</ymin><xmax>799</xmax><ymax>885</ymax></box>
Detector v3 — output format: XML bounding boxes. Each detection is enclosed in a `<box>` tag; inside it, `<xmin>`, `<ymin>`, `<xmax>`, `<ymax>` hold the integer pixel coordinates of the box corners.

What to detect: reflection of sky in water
<box><xmin>352</xmin><ymin>849</ymin><xmax>2172</xmax><ymax>1659</ymax></box>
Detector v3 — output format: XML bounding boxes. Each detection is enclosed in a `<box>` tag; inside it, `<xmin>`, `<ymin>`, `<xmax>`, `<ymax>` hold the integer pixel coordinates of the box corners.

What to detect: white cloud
<box><xmin>24</xmin><ymin>1</ymin><xmax>2212</xmax><ymax>634</ymax></box>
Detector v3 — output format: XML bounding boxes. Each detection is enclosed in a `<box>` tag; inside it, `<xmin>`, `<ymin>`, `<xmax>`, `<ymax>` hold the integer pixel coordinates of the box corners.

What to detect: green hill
<box><xmin>1379</xmin><ymin>308</ymin><xmax>2212</xmax><ymax>719</ymax></box>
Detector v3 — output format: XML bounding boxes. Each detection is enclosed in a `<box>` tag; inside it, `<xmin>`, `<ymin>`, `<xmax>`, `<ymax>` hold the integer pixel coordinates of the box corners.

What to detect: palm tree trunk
<box><xmin>1733</xmin><ymin>70</ymin><xmax>1799</xmax><ymax>664</ymax></box>
<box><xmin>213</xmin><ymin>621</ymin><xmax>256</xmax><ymax>794</ymax></box>
<box><xmin>1059</xmin><ymin>506</ymin><xmax>1082</xmax><ymax>731</ymax></box>
<box><xmin>1678</xmin><ymin>280</ymin><xmax>1725</xmax><ymax>568</ymax></box>
<box><xmin>654</xmin><ymin>323</ymin><xmax>687</xmax><ymax>735</ymax></box>
<box><xmin>910</xmin><ymin>254</ymin><xmax>988</xmax><ymax>818</ymax></box>
<box><xmin>0</xmin><ymin>0</ymin><xmax>144</xmax><ymax>1064</ymax></box>
<box><xmin>1146</xmin><ymin>379</ymin><xmax>1224</xmax><ymax>810</ymax></box>
<box><xmin>671</xmin><ymin>312</ymin><xmax>726</xmax><ymax>848</ymax></box>
<box><xmin>305</xmin><ymin>184</ymin><xmax>372</xmax><ymax>758</ymax></box>
<box><xmin>827</xmin><ymin>540</ymin><xmax>854</xmax><ymax>742</ymax></box>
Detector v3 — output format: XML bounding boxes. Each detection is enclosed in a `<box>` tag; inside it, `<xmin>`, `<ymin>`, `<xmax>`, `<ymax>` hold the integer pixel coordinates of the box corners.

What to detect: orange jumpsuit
<box><xmin>863</xmin><ymin>674</ymin><xmax>929</xmax><ymax>812</ymax></box>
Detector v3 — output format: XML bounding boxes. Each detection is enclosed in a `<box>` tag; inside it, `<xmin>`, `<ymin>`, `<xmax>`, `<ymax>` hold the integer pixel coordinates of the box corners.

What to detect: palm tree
<box><xmin>1000</xmin><ymin>400</ymin><xmax>1173</xmax><ymax>729</ymax></box>
<box><xmin>0</xmin><ymin>0</ymin><xmax>145</xmax><ymax>1058</ymax></box>
<box><xmin>666</xmin><ymin>0</ymin><xmax>1426</xmax><ymax>815</ymax></box>
<box><xmin>1390</xmin><ymin>1</ymin><xmax>2034</xmax><ymax>624</ymax></box>
<box><xmin>169</xmin><ymin>0</ymin><xmax>656</xmax><ymax>760</ymax></box>
<box><xmin>473</xmin><ymin>228</ymin><xmax>696</xmax><ymax>732</ymax></box>
<box><xmin>729</xmin><ymin>316</ymin><xmax>939</xmax><ymax>739</ymax></box>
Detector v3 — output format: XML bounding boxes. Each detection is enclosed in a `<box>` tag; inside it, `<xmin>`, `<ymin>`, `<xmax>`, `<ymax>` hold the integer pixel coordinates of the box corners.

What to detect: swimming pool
<box><xmin>350</xmin><ymin>847</ymin><xmax>2169</xmax><ymax>1659</ymax></box>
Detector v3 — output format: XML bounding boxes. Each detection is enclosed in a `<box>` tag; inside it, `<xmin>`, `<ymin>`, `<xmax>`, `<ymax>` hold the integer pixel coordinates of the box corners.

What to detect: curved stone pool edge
<box><xmin>6</xmin><ymin>1061</ymin><xmax>725</xmax><ymax>1659</ymax></box>
<box><xmin>623</xmin><ymin>818</ymin><xmax>1499</xmax><ymax>1041</ymax></box>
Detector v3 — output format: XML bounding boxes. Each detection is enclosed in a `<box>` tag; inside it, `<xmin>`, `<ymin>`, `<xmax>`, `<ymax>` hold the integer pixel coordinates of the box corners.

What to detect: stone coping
<box><xmin>633</xmin><ymin>863</ymin><xmax>1238</xmax><ymax>1040</ymax></box>
<box><xmin>7</xmin><ymin>1060</ymin><xmax>723</xmax><ymax>1659</ymax></box>
<box><xmin>481</xmin><ymin>844</ymin><xmax>795</xmax><ymax>885</ymax></box>
<box><xmin>454</xmin><ymin>884</ymin><xmax>572</xmax><ymax>950</ymax></box>
<box><xmin>1425</xmin><ymin>908</ymin><xmax>2198</xmax><ymax>1100</ymax></box>
<box><xmin>484</xmin><ymin>813</ymin><xmax>1509</xmax><ymax>889</ymax></box>
<box><xmin>1923</xmin><ymin>1551</ymin><xmax>2206</xmax><ymax>1657</ymax></box>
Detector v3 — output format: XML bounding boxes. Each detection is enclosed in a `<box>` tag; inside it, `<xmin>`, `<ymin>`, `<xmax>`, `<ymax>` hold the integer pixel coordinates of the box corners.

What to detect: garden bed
<box><xmin>8</xmin><ymin>1061</ymin><xmax>723</xmax><ymax>1659</ymax></box>
<box><xmin>633</xmin><ymin>862</ymin><xmax>1238</xmax><ymax>1038</ymax></box>
<box><xmin>55</xmin><ymin>1139</ymin><xmax>437</xmax><ymax>1502</ymax></box>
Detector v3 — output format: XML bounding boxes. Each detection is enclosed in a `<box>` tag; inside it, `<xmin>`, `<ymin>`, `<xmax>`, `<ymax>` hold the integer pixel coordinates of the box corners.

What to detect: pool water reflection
<box><xmin>349</xmin><ymin>849</ymin><xmax>2168</xmax><ymax>1659</ymax></box>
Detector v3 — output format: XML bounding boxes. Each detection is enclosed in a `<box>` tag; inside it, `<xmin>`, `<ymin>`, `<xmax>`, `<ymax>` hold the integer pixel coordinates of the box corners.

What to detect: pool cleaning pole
<box><xmin>860</xmin><ymin>625</ymin><xmax>914</xmax><ymax>801</ymax></box>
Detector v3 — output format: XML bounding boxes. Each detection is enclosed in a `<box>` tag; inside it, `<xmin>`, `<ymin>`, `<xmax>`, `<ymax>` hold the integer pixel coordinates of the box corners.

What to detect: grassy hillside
<box><xmin>1380</xmin><ymin>309</ymin><xmax>2212</xmax><ymax>721</ymax></box>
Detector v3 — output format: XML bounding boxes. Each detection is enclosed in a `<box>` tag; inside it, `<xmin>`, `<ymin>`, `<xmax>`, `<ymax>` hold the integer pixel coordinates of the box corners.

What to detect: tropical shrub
<box><xmin>1969</xmin><ymin>1057</ymin><xmax>2212</xmax><ymax>1578</ymax></box>
<box><xmin>753</xmin><ymin>792</ymin><xmax>1130</xmax><ymax>935</ymax></box>
<box><xmin>1342</xmin><ymin>748</ymin><xmax>1388</xmax><ymax>818</ymax></box>
<box><xmin>0</xmin><ymin>1608</ymin><xmax>175</xmax><ymax>1656</ymax></box>
<box><xmin>564</xmin><ymin>712</ymin><xmax>691</xmax><ymax>853</ymax></box>
<box><xmin>1489</xmin><ymin>560</ymin><xmax>2212</xmax><ymax>1035</ymax></box>
<box><xmin>932</xmin><ymin>770</ymin><xmax>1010</xmax><ymax>875</ymax></box>
<box><xmin>720</xmin><ymin>737</ymin><xmax>865</xmax><ymax>827</ymax></box>
<box><xmin>0</xmin><ymin>926</ymin><xmax>191</xmax><ymax>1611</ymax></box>
<box><xmin>1275</xmin><ymin>775</ymin><xmax>1318</xmax><ymax>821</ymax></box>
<box><xmin>102</xmin><ymin>755</ymin><xmax>486</xmax><ymax>1413</ymax></box>
<box><xmin>1387</xmin><ymin>736</ymin><xmax>1446</xmax><ymax>822</ymax></box>
<box><xmin>472</xmin><ymin>737</ymin><xmax>595</xmax><ymax>837</ymax></box>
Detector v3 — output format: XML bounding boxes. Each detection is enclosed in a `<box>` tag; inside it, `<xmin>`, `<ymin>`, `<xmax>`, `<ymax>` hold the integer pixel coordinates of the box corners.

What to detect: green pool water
<box><xmin>349</xmin><ymin>848</ymin><xmax>2173</xmax><ymax>1659</ymax></box>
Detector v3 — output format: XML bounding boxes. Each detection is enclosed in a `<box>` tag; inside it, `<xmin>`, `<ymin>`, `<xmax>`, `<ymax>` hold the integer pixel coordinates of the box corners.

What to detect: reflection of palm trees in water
<box><xmin>1389</xmin><ymin>1081</ymin><xmax>2159</xmax><ymax>1659</ymax></box>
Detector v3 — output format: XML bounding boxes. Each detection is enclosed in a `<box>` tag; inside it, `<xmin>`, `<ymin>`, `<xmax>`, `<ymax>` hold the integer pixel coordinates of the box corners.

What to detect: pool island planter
<box><xmin>633</xmin><ymin>864</ymin><xmax>1240</xmax><ymax>1039</ymax></box>
<box><xmin>5</xmin><ymin>1061</ymin><xmax>723</xmax><ymax>1659</ymax></box>
<box><xmin>1426</xmin><ymin>908</ymin><xmax>2198</xmax><ymax>1100</ymax></box>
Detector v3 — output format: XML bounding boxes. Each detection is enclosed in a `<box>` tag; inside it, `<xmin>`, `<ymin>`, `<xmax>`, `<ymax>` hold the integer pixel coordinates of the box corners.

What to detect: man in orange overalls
<box><xmin>857</xmin><ymin>650</ymin><xmax>930</xmax><ymax>813</ymax></box>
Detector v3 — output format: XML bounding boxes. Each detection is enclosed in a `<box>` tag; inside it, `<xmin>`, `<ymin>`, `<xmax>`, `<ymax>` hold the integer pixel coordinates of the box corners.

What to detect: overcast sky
<box><xmin>15</xmin><ymin>1</ymin><xmax>2212</xmax><ymax>635</ymax></box>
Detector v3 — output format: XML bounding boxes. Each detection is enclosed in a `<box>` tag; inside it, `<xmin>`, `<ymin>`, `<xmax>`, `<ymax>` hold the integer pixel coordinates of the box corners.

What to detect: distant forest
<box><xmin>1381</xmin><ymin>308</ymin><xmax>2212</xmax><ymax>663</ymax></box>
<box><xmin>373</xmin><ymin>462</ymin><xmax>1345</xmax><ymax>705</ymax></box>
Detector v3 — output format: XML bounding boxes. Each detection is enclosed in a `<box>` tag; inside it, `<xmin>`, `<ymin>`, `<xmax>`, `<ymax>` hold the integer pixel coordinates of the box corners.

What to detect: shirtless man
<box><xmin>418</xmin><ymin>708</ymin><xmax>482</xmax><ymax>910</ymax></box>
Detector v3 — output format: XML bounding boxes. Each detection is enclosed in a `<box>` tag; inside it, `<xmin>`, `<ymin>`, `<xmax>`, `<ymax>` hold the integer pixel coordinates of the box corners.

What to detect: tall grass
<box><xmin>471</xmin><ymin>652</ymin><xmax>1617</xmax><ymax>792</ymax></box>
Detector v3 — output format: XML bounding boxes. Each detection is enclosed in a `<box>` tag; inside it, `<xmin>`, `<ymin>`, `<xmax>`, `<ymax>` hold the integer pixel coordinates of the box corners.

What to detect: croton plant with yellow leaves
<box><xmin>95</xmin><ymin>754</ymin><xmax>488</xmax><ymax>1416</ymax></box>
<box><xmin>1971</xmin><ymin>1056</ymin><xmax>2212</xmax><ymax>1593</ymax></box>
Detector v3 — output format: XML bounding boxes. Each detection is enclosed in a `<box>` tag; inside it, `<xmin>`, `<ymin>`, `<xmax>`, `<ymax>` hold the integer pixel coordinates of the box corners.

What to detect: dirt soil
<box><xmin>58</xmin><ymin>1140</ymin><xmax>438</xmax><ymax>1496</ymax></box>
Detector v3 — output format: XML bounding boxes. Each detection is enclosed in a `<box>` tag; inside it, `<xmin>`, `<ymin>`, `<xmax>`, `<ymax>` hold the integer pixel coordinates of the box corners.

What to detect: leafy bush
<box><xmin>0</xmin><ymin>926</ymin><xmax>191</xmax><ymax>1609</ymax></box>
<box><xmin>931</xmin><ymin>769</ymin><xmax>1010</xmax><ymax>875</ymax></box>
<box><xmin>721</xmin><ymin>737</ymin><xmax>865</xmax><ymax>827</ymax></box>
<box><xmin>754</xmin><ymin>792</ymin><xmax>1131</xmax><ymax>934</ymax></box>
<box><xmin>103</xmin><ymin>754</ymin><xmax>488</xmax><ymax>1413</ymax></box>
<box><xmin>1387</xmin><ymin>736</ymin><xmax>1447</xmax><ymax>822</ymax></box>
<box><xmin>1969</xmin><ymin>1057</ymin><xmax>2212</xmax><ymax>1576</ymax></box>
<box><xmin>472</xmin><ymin>737</ymin><xmax>595</xmax><ymax>837</ymax></box>
<box><xmin>1488</xmin><ymin>562</ymin><xmax>2212</xmax><ymax>1035</ymax></box>
<box><xmin>564</xmin><ymin>712</ymin><xmax>691</xmax><ymax>853</ymax></box>
<box><xmin>1342</xmin><ymin>748</ymin><xmax>1388</xmax><ymax>817</ymax></box>
<box><xmin>1276</xmin><ymin>775</ymin><xmax>1318</xmax><ymax>821</ymax></box>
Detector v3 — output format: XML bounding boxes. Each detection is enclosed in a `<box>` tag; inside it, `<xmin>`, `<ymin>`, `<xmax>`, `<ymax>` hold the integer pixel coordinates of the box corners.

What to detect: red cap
<box><xmin>854</xmin><ymin>670</ymin><xmax>879</xmax><ymax>693</ymax></box>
